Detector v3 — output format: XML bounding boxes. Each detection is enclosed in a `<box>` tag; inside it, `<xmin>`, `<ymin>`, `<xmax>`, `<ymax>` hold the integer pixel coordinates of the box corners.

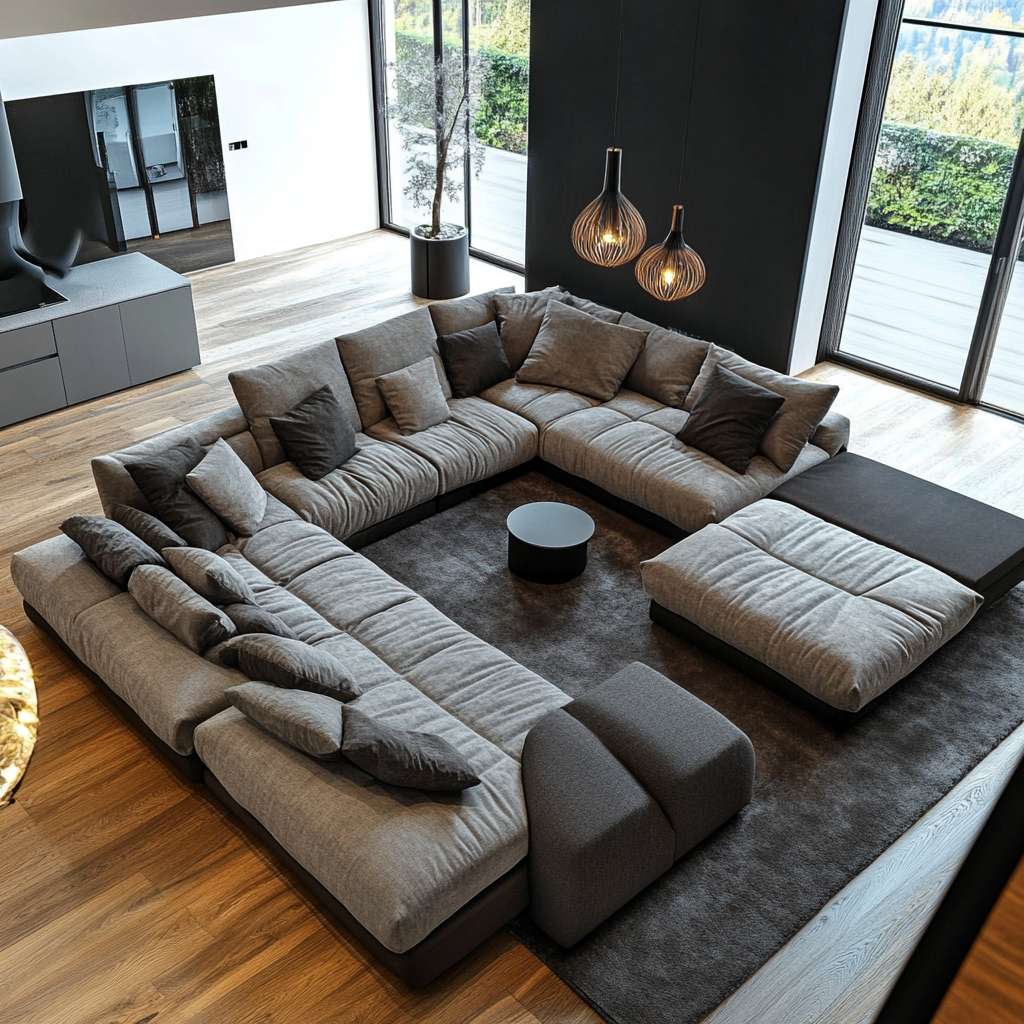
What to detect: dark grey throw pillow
<box><xmin>222</xmin><ymin>603</ymin><xmax>299</xmax><ymax>640</ymax></box>
<box><xmin>125</xmin><ymin>438</ymin><xmax>228</xmax><ymax>551</ymax></box>
<box><xmin>678</xmin><ymin>364</ymin><xmax>785</xmax><ymax>473</ymax></box>
<box><xmin>111</xmin><ymin>504</ymin><xmax>188</xmax><ymax>552</ymax></box>
<box><xmin>228</xmin><ymin>682</ymin><xmax>344</xmax><ymax>759</ymax></box>
<box><xmin>269</xmin><ymin>385</ymin><xmax>359</xmax><ymax>480</ymax></box>
<box><xmin>233</xmin><ymin>634</ymin><xmax>361</xmax><ymax>701</ymax></box>
<box><xmin>61</xmin><ymin>515</ymin><xmax>164</xmax><ymax>588</ymax></box>
<box><xmin>163</xmin><ymin>547</ymin><xmax>255</xmax><ymax>605</ymax></box>
<box><xmin>437</xmin><ymin>321</ymin><xmax>513</xmax><ymax>398</ymax></box>
<box><xmin>341</xmin><ymin>706</ymin><xmax>481</xmax><ymax>792</ymax></box>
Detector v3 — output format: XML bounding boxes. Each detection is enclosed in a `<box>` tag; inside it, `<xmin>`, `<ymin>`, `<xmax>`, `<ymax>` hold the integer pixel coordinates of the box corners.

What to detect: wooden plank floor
<box><xmin>0</xmin><ymin>229</ymin><xmax>1021</xmax><ymax>1024</ymax></box>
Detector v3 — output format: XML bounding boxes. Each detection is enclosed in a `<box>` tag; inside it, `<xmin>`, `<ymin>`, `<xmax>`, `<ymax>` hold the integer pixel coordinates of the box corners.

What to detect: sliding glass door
<box><xmin>372</xmin><ymin>0</ymin><xmax>530</xmax><ymax>269</ymax></box>
<box><xmin>829</xmin><ymin>1</ymin><xmax>1024</xmax><ymax>420</ymax></box>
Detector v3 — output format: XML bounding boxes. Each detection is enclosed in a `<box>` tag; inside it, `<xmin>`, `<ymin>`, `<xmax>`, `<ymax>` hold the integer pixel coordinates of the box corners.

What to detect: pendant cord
<box><xmin>677</xmin><ymin>0</ymin><xmax>702</xmax><ymax>194</ymax></box>
<box><xmin>612</xmin><ymin>0</ymin><xmax>625</xmax><ymax>145</ymax></box>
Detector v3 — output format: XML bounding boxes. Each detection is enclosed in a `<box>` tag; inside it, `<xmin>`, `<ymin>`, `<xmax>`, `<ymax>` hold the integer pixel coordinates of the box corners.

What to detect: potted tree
<box><xmin>391</xmin><ymin>44</ymin><xmax>482</xmax><ymax>298</ymax></box>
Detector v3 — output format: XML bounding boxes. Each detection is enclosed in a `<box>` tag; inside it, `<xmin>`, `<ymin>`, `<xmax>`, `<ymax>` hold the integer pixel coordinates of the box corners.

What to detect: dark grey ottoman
<box><xmin>522</xmin><ymin>662</ymin><xmax>755</xmax><ymax>947</ymax></box>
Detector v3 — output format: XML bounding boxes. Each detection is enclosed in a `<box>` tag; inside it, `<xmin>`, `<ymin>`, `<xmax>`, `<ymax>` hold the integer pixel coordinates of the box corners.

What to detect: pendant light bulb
<box><xmin>635</xmin><ymin>204</ymin><xmax>705</xmax><ymax>301</ymax></box>
<box><xmin>571</xmin><ymin>148</ymin><xmax>647</xmax><ymax>268</ymax></box>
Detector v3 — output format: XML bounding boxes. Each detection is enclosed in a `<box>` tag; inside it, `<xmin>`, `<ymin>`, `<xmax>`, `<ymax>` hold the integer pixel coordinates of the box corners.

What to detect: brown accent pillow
<box><xmin>685</xmin><ymin>343</ymin><xmax>839</xmax><ymax>472</ymax></box>
<box><xmin>376</xmin><ymin>357</ymin><xmax>451</xmax><ymax>434</ymax></box>
<box><xmin>493</xmin><ymin>286</ymin><xmax>569</xmax><ymax>370</ymax></box>
<box><xmin>516</xmin><ymin>300</ymin><xmax>648</xmax><ymax>402</ymax></box>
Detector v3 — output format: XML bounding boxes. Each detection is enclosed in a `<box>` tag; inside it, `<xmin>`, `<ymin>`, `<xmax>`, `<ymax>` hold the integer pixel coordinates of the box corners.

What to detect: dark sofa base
<box><xmin>23</xmin><ymin>601</ymin><xmax>205</xmax><ymax>782</ymax></box>
<box><xmin>648</xmin><ymin>601</ymin><xmax>868</xmax><ymax>726</ymax></box>
<box><xmin>204</xmin><ymin>768</ymin><xmax>529</xmax><ymax>987</ymax></box>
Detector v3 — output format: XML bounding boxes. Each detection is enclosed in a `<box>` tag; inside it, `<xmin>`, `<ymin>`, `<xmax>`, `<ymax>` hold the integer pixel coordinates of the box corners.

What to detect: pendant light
<box><xmin>636</xmin><ymin>2</ymin><xmax>706</xmax><ymax>302</ymax></box>
<box><xmin>570</xmin><ymin>0</ymin><xmax>646</xmax><ymax>268</ymax></box>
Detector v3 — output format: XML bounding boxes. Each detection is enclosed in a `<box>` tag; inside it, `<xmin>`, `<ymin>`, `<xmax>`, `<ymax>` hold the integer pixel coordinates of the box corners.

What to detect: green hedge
<box><xmin>866</xmin><ymin>122</ymin><xmax>1014</xmax><ymax>252</ymax></box>
<box><xmin>395</xmin><ymin>31</ymin><xmax>529</xmax><ymax>155</ymax></box>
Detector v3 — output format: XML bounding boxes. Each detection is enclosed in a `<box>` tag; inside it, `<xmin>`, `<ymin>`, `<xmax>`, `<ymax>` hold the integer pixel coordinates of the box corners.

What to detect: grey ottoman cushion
<box><xmin>642</xmin><ymin>499</ymin><xmax>984</xmax><ymax>712</ymax></box>
<box><xmin>523</xmin><ymin>662</ymin><xmax>754</xmax><ymax>947</ymax></box>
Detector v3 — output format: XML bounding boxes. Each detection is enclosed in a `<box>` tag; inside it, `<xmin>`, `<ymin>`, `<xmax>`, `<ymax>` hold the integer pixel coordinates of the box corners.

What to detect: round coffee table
<box><xmin>507</xmin><ymin>501</ymin><xmax>596</xmax><ymax>583</ymax></box>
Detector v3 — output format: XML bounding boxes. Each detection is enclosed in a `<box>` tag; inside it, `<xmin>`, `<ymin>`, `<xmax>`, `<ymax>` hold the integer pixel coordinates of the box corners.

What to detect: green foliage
<box><xmin>866</xmin><ymin>121</ymin><xmax>1014</xmax><ymax>251</ymax></box>
<box><xmin>395</xmin><ymin>30</ymin><xmax>529</xmax><ymax>154</ymax></box>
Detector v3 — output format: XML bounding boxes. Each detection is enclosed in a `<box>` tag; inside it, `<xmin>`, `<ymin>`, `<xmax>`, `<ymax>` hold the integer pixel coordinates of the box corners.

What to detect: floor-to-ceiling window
<box><xmin>828</xmin><ymin>1</ymin><xmax>1024</xmax><ymax>420</ymax></box>
<box><xmin>373</xmin><ymin>0</ymin><xmax>529</xmax><ymax>269</ymax></box>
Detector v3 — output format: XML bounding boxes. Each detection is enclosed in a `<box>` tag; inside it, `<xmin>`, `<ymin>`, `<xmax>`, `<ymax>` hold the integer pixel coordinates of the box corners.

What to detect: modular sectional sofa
<box><xmin>12</xmin><ymin>286</ymin><xmax>851</xmax><ymax>984</ymax></box>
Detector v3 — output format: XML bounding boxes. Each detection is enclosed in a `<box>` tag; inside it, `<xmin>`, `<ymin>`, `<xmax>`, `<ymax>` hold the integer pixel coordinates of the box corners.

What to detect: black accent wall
<box><xmin>525</xmin><ymin>0</ymin><xmax>848</xmax><ymax>372</ymax></box>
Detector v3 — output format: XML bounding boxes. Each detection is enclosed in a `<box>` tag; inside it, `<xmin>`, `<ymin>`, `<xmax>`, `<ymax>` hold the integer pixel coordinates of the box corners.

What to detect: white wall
<box><xmin>0</xmin><ymin>2</ymin><xmax>379</xmax><ymax>262</ymax></box>
<box><xmin>789</xmin><ymin>0</ymin><xmax>879</xmax><ymax>373</ymax></box>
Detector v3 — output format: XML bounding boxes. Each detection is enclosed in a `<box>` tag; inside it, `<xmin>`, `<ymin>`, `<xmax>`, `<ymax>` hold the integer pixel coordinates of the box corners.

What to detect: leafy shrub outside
<box><xmin>866</xmin><ymin>121</ymin><xmax>1014</xmax><ymax>252</ymax></box>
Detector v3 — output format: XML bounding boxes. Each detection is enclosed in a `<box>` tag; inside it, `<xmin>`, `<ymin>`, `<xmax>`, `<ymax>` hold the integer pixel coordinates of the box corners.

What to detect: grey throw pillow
<box><xmin>269</xmin><ymin>385</ymin><xmax>358</xmax><ymax>480</ymax></box>
<box><xmin>61</xmin><ymin>515</ymin><xmax>164</xmax><ymax>588</ymax></box>
<box><xmin>222</xmin><ymin>603</ymin><xmax>299</xmax><ymax>640</ymax></box>
<box><xmin>517</xmin><ymin>300</ymin><xmax>648</xmax><ymax>402</ymax></box>
<box><xmin>111</xmin><ymin>504</ymin><xmax>188</xmax><ymax>552</ymax></box>
<box><xmin>185</xmin><ymin>437</ymin><xmax>268</xmax><ymax>536</ymax></box>
<box><xmin>342</xmin><ymin>706</ymin><xmax>480</xmax><ymax>792</ymax></box>
<box><xmin>228</xmin><ymin>682</ymin><xmax>344</xmax><ymax>760</ymax></box>
<box><xmin>233</xmin><ymin>634</ymin><xmax>362</xmax><ymax>701</ymax></box>
<box><xmin>685</xmin><ymin>343</ymin><xmax>840</xmax><ymax>472</ymax></box>
<box><xmin>620</xmin><ymin>312</ymin><xmax>710</xmax><ymax>407</ymax></box>
<box><xmin>376</xmin><ymin>356</ymin><xmax>451</xmax><ymax>434</ymax></box>
<box><xmin>678</xmin><ymin>364</ymin><xmax>785</xmax><ymax>473</ymax></box>
<box><xmin>163</xmin><ymin>546</ymin><xmax>255</xmax><ymax>605</ymax></box>
<box><xmin>128</xmin><ymin>564</ymin><xmax>236</xmax><ymax>653</ymax></box>
<box><xmin>438</xmin><ymin>321</ymin><xmax>512</xmax><ymax>398</ymax></box>
<box><xmin>493</xmin><ymin>286</ymin><xmax>569</xmax><ymax>370</ymax></box>
<box><xmin>564</xmin><ymin>294</ymin><xmax>623</xmax><ymax>323</ymax></box>
<box><xmin>427</xmin><ymin>287</ymin><xmax>514</xmax><ymax>335</ymax></box>
<box><xmin>125</xmin><ymin>438</ymin><xmax>228</xmax><ymax>551</ymax></box>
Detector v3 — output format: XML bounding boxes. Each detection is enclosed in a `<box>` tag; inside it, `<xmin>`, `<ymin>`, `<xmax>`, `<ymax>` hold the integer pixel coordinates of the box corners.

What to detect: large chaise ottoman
<box><xmin>522</xmin><ymin>662</ymin><xmax>755</xmax><ymax>946</ymax></box>
<box><xmin>642</xmin><ymin>500</ymin><xmax>983</xmax><ymax>716</ymax></box>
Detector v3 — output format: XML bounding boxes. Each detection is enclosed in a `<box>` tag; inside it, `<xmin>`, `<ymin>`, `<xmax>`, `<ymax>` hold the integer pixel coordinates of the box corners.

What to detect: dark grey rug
<box><xmin>364</xmin><ymin>470</ymin><xmax>1024</xmax><ymax>1024</ymax></box>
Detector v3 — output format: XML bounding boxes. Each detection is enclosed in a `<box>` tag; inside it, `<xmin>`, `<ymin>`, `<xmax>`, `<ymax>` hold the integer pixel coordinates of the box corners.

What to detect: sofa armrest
<box><xmin>811</xmin><ymin>411</ymin><xmax>850</xmax><ymax>457</ymax></box>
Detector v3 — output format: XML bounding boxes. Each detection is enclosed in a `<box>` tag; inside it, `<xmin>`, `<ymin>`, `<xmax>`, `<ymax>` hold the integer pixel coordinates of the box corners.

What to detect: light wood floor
<box><xmin>0</xmin><ymin>229</ymin><xmax>1020</xmax><ymax>1024</ymax></box>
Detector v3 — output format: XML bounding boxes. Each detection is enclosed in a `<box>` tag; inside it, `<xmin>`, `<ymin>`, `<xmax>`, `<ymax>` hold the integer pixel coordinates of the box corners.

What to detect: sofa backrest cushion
<box><xmin>229</xmin><ymin>339</ymin><xmax>361</xmax><ymax>468</ymax></box>
<box><xmin>92</xmin><ymin>407</ymin><xmax>261</xmax><ymax>517</ymax></box>
<box><xmin>564</xmin><ymin>294</ymin><xmax>623</xmax><ymax>323</ymax></box>
<box><xmin>428</xmin><ymin>286</ymin><xmax>514</xmax><ymax>336</ymax></box>
<box><xmin>493</xmin><ymin>285</ymin><xmax>569</xmax><ymax>370</ymax></box>
<box><xmin>685</xmin><ymin>343</ymin><xmax>840</xmax><ymax>472</ymax></box>
<box><xmin>337</xmin><ymin>306</ymin><xmax>450</xmax><ymax>429</ymax></box>
<box><xmin>517</xmin><ymin>299</ymin><xmax>648</xmax><ymax>402</ymax></box>
<box><xmin>620</xmin><ymin>312</ymin><xmax>710</xmax><ymax>408</ymax></box>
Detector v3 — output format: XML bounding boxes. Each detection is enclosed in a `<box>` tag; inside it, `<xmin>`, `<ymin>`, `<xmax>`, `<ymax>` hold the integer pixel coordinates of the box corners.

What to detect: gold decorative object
<box><xmin>1</xmin><ymin>626</ymin><xmax>37</xmax><ymax>805</ymax></box>
<box><xmin>571</xmin><ymin>147</ymin><xmax>648</xmax><ymax>268</ymax></box>
<box><xmin>635</xmin><ymin>204</ymin><xmax>706</xmax><ymax>302</ymax></box>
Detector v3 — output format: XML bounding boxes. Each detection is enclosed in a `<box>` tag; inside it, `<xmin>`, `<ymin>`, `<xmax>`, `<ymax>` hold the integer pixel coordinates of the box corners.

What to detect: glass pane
<box><xmin>982</xmin><ymin>234</ymin><xmax>1024</xmax><ymax>413</ymax></box>
<box><xmin>469</xmin><ymin>0</ymin><xmax>530</xmax><ymax>264</ymax></box>
<box><xmin>839</xmin><ymin>21</ymin><xmax>1019</xmax><ymax>387</ymax></box>
<box><xmin>383</xmin><ymin>0</ymin><xmax>464</xmax><ymax>231</ymax></box>
<box><xmin>903</xmin><ymin>0</ymin><xmax>1023</xmax><ymax>31</ymax></box>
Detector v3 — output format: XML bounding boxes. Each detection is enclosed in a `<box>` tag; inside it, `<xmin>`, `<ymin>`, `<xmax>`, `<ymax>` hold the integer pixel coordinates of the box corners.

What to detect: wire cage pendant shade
<box><xmin>571</xmin><ymin>147</ymin><xmax>647</xmax><ymax>268</ymax></box>
<box><xmin>635</xmin><ymin>204</ymin><xmax>705</xmax><ymax>301</ymax></box>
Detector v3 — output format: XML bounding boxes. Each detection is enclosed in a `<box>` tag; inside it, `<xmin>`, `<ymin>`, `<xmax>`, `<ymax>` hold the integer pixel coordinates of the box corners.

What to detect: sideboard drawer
<box><xmin>0</xmin><ymin>322</ymin><xmax>57</xmax><ymax>371</ymax></box>
<box><xmin>0</xmin><ymin>356</ymin><xmax>67</xmax><ymax>428</ymax></box>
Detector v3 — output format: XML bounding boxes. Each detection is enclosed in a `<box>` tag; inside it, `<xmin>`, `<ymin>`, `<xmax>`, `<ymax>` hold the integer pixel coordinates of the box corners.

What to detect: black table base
<box><xmin>508</xmin><ymin>533</ymin><xmax>589</xmax><ymax>583</ymax></box>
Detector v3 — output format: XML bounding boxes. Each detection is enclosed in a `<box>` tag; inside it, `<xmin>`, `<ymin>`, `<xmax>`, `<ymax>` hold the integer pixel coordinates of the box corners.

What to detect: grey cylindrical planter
<box><xmin>410</xmin><ymin>226</ymin><xmax>469</xmax><ymax>299</ymax></box>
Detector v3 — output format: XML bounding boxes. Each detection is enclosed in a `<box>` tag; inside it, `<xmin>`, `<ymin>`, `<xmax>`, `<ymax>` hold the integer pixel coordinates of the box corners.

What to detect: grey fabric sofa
<box><xmin>13</xmin><ymin>287</ymin><xmax>847</xmax><ymax>983</ymax></box>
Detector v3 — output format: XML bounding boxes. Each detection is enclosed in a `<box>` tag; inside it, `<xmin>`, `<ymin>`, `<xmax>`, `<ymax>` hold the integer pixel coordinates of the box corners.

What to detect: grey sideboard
<box><xmin>0</xmin><ymin>254</ymin><xmax>201</xmax><ymax>428</ymax></box>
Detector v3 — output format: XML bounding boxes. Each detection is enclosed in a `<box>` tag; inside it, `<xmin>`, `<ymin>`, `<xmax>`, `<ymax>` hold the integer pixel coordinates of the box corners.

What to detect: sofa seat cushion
<box><xmin>479</xmin><ymin>379</ymin><xmax>600</xmax><ymax>430</ymax></box>
<box><xmin>641</xmin><ymin>500</ymin><xmax>983</xmax><ymax>712</ymax></box>
<box><xmin>542</xmin><ymin>408</ymin><xmax>830</xmax><ymax>533</ymax></box>
<box><xmin>367</xmin><ymin>397</ymin><xmax>537</xmax><ymax>493</ymax></box>
<box><xmin>258</xmin><ymin>434</ymin><xmax>439</xmax><ymax>540</ymax></box>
